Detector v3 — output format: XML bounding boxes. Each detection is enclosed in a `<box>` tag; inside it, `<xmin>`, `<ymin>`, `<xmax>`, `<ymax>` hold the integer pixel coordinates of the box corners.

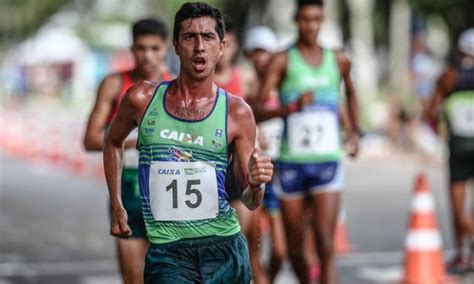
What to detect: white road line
<box><xmin>357</xmin><ymin>266</ymin><xmax>402</xmax><ymax>283</ymax></box>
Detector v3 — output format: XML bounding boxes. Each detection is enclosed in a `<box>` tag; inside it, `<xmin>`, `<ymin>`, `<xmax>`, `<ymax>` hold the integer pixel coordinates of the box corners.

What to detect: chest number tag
<box><xmin>287</xmin><ymin>110</ymin><xmax>339</xmax><ymax>155</ymax></box>
<box><xmin>149</xmin><ymin>161</ymin><xmax>218</xmax><ymax>221</ymax></box>
<box><xmin>451</xmin><ymin>102</ymin><xmax>474</xmax><ymax>137</ymax></box>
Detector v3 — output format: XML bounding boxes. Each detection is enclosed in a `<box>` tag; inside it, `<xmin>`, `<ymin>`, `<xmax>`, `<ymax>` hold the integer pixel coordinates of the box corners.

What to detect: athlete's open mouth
<box><xmin>192</xmin><ymin>56</ymin><xmax>207</xmax><ymax>72</ymax></box>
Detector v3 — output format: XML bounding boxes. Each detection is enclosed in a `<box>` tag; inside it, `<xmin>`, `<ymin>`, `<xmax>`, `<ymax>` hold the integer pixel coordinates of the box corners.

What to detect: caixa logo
<box><xmin>157</xmin><ymin>168</ymin><xmax>181</xmax><ymax>175</ymax></box>
<box><xmin>160</xmin><ymin>129</ymin><xmax>204</xmax><ymax>146</ymax></box>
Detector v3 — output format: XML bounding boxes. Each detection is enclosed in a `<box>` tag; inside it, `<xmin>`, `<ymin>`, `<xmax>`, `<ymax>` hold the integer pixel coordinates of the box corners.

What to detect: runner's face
<box><xmin>132</xmin><ymin>35</ymin><xmax>167</xmax><ymax>74</ymax></box>
<box><xmin>217</xmin><ymin>32</ymin><xmax>238</xmax><ymax>68</ymax></box>
<box><xmin>174</xmin><ymin>17</ymin><xmax>224</xmax><ymax>80</ymax></box>
<box><xmin>296</xmin><ymin>5</ymin><xmax>324</xmax><ymax>44</ymax></box>
<box><xmin>248</xmin><ymin>49</ymin><xmax>272</xmax><ymax>75</ymax></box>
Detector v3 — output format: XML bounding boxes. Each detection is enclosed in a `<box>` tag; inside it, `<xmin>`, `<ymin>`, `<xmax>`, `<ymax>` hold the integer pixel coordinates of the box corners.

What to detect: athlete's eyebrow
<box><xmin>181</xmin><ymin>31</ymin><xmax>217</xmax><ymax>37</ymax></box>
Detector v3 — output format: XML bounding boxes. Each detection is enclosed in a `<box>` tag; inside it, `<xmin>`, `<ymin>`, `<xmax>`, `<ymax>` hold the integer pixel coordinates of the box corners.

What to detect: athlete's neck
<box><xmin>133</xmin><ymin>67</ymin><xmax>164</xmax><ymax>82</ymax></box>
<box><xmin>296</xmin><ymin>39</ymin><xmax>321</xmax><ymax>52</ymax></box>
<box><xmin>176</xmin><ymin>73</ymin><xmax>215</xmax><ymax>100</ymax></box>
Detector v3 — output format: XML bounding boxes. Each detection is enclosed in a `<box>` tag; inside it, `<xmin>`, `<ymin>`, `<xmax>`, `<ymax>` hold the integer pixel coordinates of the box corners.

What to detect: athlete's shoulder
<box><xmin>333</xmin><ymin>49</ymin><xmax>352</xmax><ymax>73</ymax></box>
<box><xmin>227</xmin><ymin>93</ymin><xmax>254</xmax><ymax>122</ymax></box>
<box><xmin>439</xmin><ymin>66</ymin><xmax>458</xmax><ymax>96</ymax></box>
<box><xmin>124</xmin><ymin>81</ymin><xmax>160</xmax><ymax>110</ymax></box>
<box><xmin>273</xmin><ymin>50</ymin><xmax>289</xmax><ymax>64</ymax></box>
<box><xmin>266</xmin><ymin>51</ymin><xmax>288</xmax><ymax>74</ymax></box>
<box><xmin>99</xmin><ymin>72</ymin><xmax>123</xmax><ymax>90</ymax></box>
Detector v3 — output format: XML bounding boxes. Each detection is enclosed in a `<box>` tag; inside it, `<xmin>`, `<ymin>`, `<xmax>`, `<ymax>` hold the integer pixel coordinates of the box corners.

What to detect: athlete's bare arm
<box><xmin>253</xmin><ymin>52</ymin><xmax>293</xmax><ymax>122</ymax></box>
<box><xmin>84</xmin><ymin>74</ymin><xmax>122</xmax><ymax>151</ymax></box>
<box><xmin>228</xmin><ymin>95</ymin><xmax>273</xmax><ymax>210</ymax></box>
<box><xmin>426</xmin><ymin>67</ymin><xmax>457</xmax><ymax>128</ymax></box>
<box><xmin>336</xmin><ymin>50</ymin><xmax>360</xmax><ymax>157</ymax></box>
<box><xmin>103</xmin><ymin>81</ymin><xmax>157</xmax><ymax>239</ymax></box>
<box><xmin>336</xmin><ymin>51</ymin><xmax>359</xmax><ymax>131</ymax></box>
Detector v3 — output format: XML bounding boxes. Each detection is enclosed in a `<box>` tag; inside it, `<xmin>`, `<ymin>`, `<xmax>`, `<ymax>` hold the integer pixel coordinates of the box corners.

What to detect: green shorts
<box><xmin>109</xmin><ymin>168</ymin><xmax>146</xmax><ymax>238</ymax></box>
<box><xmin>144</xmin><ymin>233</ymin><xmax>251</xmax><ymax>284</ymax></box>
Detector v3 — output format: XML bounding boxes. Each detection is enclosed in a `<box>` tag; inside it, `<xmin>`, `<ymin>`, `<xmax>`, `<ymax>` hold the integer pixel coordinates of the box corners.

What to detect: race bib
<box><xmin>123</xmin><ymin>129</ymin><xmax>139</xmax><ymax>168</ymax></box>
<box><xmin>451</xmin><ymin>103</ymin><xmax>474</xmax><ymax>137</ymax></box>
<box><xmin>149</xmin><ymin>161</ymin><xmax>218</xmax><ymax>221</ymax></box>
<box><xmin>287</xmin><ymin>110</ymin><xmax>339</xmax><ymax>155</ymax></box>
<box><xmin>259</xmin><ymin>118</ymin><xmax>283</xmax><ymax>159</ymax></box>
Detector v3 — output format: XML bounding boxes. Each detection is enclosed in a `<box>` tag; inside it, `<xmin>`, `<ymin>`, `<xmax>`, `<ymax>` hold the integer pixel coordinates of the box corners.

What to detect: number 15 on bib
<box><xmin>149</xmin><ymin>161</ymin><xmax>219</xmax><ymax>221</ymax></box>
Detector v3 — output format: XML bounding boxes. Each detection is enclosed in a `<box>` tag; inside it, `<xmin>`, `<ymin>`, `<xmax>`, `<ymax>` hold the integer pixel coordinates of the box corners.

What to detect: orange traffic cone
<box><xmin>402</xmin><ymin>173</ymin><xmax>458</xmax><ymax>284</ymax></box>
<box><xmin>335</xmin><ymin>208</ymin><xmax>353</xmax><ymax>254</ymax></box>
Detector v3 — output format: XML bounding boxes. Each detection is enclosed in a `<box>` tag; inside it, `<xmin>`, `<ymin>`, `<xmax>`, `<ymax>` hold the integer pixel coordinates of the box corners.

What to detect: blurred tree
<box><xmin>0</xmin><ymin>0</ymin><xmax>72</xmax><ymax>50</ymax></box>
<box><xmin>408</xmin><ymin>0</ymin><xmax>474</xmax><ymax>40</ymax></box>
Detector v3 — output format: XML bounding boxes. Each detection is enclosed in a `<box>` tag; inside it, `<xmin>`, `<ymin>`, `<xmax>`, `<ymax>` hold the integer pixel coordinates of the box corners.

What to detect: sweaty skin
<box><xmin>104</xmin><ymin>16</ymin><xmax>273</xmax><ymax>239</ymax></box>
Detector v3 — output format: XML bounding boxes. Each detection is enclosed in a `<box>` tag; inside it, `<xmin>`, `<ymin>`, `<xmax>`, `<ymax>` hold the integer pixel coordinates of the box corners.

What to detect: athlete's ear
<box><xmin>218</xmin><ymin>39</ymin><xmax>226</xmax><ymax>58</ymax></box>
<box><xmin>173</xmin><ymin>39</ymin><xmax>179</xmax><ymax>56</ymax></box>
<box><xmin>293</xmin><ymin>10</ymin><xmax>299</xmax><ymax>22</ymax></box>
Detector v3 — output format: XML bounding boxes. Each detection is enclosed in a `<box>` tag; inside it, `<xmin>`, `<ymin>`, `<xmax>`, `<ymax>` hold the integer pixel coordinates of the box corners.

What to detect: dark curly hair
<box><xmin>132</xmin><ymin>17</ymin><xmax>168</xmax><ymax>41</ymax></box>
<box><xmin>173</xmin><ymin>2</ymin><xmax>225</xmax><ymax>42</ymax></box>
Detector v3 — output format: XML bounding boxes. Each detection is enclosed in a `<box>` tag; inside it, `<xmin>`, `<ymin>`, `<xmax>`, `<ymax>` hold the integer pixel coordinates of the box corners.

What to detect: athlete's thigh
<box><xmin>230</xmin><ymin>200</ymin><xmax>254</xmax><ymax>236</ymax></box>
<box><xmin>308</xmin><ymin>192</ymin><xmax>341</xmax><ymax>239</ymax></box>
<box><xmin>280</xmin><ymin>198</ymin><xmax>307</xmax><ymax>249</ymax></box>
<box><xmin>269</xmin><ymin>213</ymin><xmax>287</xmax><ymax>258</ymax></box>
<box><xmin>116</xmin><ymin>238</ymin><xmax>149</xmax><ymax>283</ymax></box>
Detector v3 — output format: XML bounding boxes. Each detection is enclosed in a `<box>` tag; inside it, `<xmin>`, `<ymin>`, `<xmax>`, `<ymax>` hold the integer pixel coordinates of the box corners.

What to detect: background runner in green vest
<box><xmin>426</xmin><ymin>28</ymin><xmax>474</xmax><ymax>274</ymax></box>
<box><xmin>254</xmin><ymin>0</ymin><xmax>360</xmax><ymax>283</ymax></box>
<box><xmin>103</xmin><ymin>3</ymin><xmax>273</xmax><ymax>283</ymax></box>
<box><xmin>83</xmin><ymin>18</ymin><xmax>170</xmax><ymax>284</ymax></box>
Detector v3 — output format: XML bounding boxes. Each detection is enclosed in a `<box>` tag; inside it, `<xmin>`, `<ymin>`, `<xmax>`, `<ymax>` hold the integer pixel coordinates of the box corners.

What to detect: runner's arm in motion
<box><xmin>336</xmin><ymin>51</ymin><xmax>360</xmax><ymax>157</ymax></box>
<box><xmin>103</xmin><ymin>82</ymin><xmax>155</xmax><ymax>238</ymax></box>
<box><xmin>425</xmin><ymin>67</ymin><xmax>457</xmax><ymax>130</ymax></box>
<box><xmin>83</xmin><ymin>74</ymin><xmax>122</xmax><ymax>151</ymax></box>
<box><xmin>84</xmin><ymin>74</ymin><xmax>136</xmax><ymax>151</ymax></box>
<box><xmin>228</xmin><ymin>96</ymin><xmax>273</xmax><ymax>210</ymax></box>
<box><xmin>253</xmin><ymin>51</ymin><xmax>313</xmax><ymax>122</ymax></box>
<box><xmin>253</xmin><ymin>52</ymin><xmax>292</xmax><ymax>122</ymax></box>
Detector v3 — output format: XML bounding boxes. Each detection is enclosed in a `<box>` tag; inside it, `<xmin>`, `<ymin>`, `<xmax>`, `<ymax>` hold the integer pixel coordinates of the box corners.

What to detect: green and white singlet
<box><xmin>279</xmin><ymin>47</ymin><xmax>342</xmax><ymax>163</ymax></box>
<box><xmin>137</xmin><ymin>81</ymin><xmax>240</xmax><ymax>244</ymax></box>
<box><xmin>444</xmin><ymin>78</ymin><xmax>474</xmax><ymax>155</ymax></box>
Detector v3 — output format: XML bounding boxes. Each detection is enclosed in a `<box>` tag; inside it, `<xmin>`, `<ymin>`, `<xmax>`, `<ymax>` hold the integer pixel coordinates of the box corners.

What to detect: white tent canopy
<box><xmin>15</xmin><ymin>27</ymin><xmax>90</xmax><ymax>65</ymax></box>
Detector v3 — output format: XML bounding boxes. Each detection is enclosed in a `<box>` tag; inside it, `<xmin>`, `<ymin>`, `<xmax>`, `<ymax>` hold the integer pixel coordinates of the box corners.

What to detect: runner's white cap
<box><xmin>458</xmin><ymin>28</ymin><xmax>474</xmax><ymax>57</ymax></box>
<box><xmin>243</xmin><ymin>26</ymin><xmax>278</xmax><ymax>53</ymax></box>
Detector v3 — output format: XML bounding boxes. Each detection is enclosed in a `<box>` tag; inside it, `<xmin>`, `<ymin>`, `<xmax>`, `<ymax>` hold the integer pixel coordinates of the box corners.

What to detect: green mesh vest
<box><xmin>444</xmin><ymin>90</ymin><xmax>474</xmax><ymax>155</ymax></box>
<box><xmin>279</xmin><ymin>47</ymin><xmax>342</xmax><ymax>163</ymax></box>
<box><xmin>137</xmin><ymin>81</ymin><xmax>240</xmax><ymax>244</ymax></box>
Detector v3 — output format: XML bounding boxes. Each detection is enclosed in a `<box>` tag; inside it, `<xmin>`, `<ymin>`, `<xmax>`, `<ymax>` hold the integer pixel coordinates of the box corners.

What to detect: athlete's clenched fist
<box><xmin>248</xmin><ymin>148</ymin><xmax>273</xmax><ymax>189</ymax></box>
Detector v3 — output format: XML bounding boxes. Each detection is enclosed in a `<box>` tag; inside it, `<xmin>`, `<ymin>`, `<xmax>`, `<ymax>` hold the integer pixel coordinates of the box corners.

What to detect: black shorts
<box><xmin>449</xmin><ymin>151</ymin><xmax>474</xmax><ymax>182</ymax></box>
<box><xmin>225</xmin><ymin>163</ymin><xmax>241</xmax><ymax>202</ymax></box>
<box><xmin>144</xmin><ymin>233</ymin><xmax>252</xmax><ymax>283</ymax></box>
